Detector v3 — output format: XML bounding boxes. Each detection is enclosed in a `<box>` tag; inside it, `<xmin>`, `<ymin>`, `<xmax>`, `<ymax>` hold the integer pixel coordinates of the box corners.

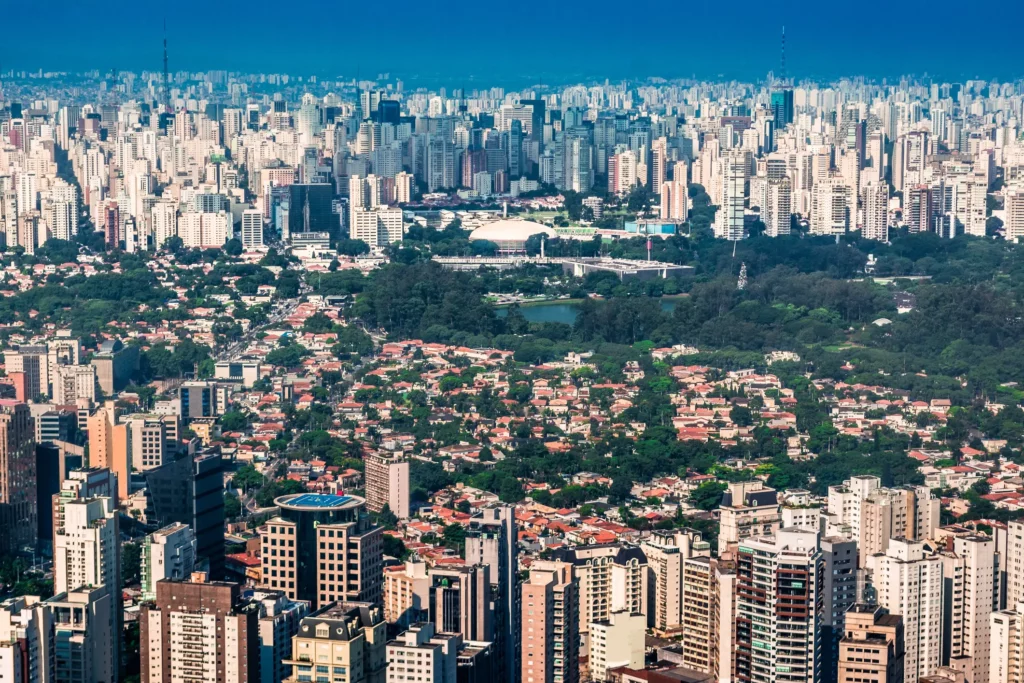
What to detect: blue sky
<box><xmin>7</xmin><ymin>0</ymin><xmax>1024</xmax><ymax>85</ymax></box>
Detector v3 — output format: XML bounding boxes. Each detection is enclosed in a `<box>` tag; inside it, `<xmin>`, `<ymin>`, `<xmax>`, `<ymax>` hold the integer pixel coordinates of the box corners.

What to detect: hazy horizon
<box><xmin>6</xmin><ymin>0</ymin><xmax>1024</xmax><ymax>85</ymax></box>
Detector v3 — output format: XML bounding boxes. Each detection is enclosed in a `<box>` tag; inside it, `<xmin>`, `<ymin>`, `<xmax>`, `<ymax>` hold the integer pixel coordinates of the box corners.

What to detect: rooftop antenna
<box><xmin>162</xmin><ymin>19</ymin><xmax>170</xmax><ymax>113</ymax></box>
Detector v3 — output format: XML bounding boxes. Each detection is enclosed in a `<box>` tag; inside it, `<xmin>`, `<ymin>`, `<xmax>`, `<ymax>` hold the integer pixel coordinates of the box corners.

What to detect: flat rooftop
<box><xmin>284</xmin><ymin>493</ymin><xmax>353</xmax><ymax>508</ymax></box>
<box><xmin>563</xmin><ymin>257</ymin><xmax>692</xmax><ymax>272</ymax></box>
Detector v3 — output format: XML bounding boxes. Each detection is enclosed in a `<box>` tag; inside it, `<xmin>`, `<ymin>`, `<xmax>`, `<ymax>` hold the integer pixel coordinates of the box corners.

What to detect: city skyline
<box><xmin>5</xmin><ymin>14</ymin><xmax>1024</xmax><ymax>683</ymax></box>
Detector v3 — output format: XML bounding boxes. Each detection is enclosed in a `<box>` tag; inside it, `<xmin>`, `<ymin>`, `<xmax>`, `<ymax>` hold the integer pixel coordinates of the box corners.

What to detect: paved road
<box><xmin>230</xmin><ymin>296</ymin><xmax>370</xmax><ymax>518</ymax></box>
<box><xmin>216</xmin><ymin>299</ymin><xmax>302</xmax><ymax>361</ymax></box>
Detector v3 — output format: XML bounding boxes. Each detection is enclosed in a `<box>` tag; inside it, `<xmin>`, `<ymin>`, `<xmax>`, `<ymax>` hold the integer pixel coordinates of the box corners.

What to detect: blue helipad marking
<box><xmin>288</xmin><ymin>494</ymin><xmax>351</xmax><ymax>508</ymax></box>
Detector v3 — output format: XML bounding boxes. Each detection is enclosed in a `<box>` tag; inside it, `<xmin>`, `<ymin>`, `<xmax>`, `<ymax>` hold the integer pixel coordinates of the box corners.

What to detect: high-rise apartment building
<box><xmin>87</xmin><ymin>402</ymin><xmax>128</xmax><ymax>499</ymax></box>
<box><xmin>54</xmin><ymin>495</ymin><xmax>120</xmax><ymax>594</ymax></box>
<box><xmin>1006</xmin><ymin>187</ymin><xmax>1024</xmax><ymax>242</ymax></box>
<box><xmin>260</xmin><ymin>493</ymin><xmax>383</xmax><ymax>609</ymax></box>
<box><xmin>642</xmin><ymin>529</ymin><xmax>709</xmax><ymax>632</ymax></box>
<box><xmin>718</xmin><ymin>481</ymin><xmax>780</xmax><ymax>548</ymax></box>
<box><xmin>838</xmin><ymin>604</ymin><xmax>905</xmax><ymax>683</ymax></box>
<box><xmin>810</xmin><ymin>175</ymin><xmax>851</xmax><ymax>235</ymax></box>
<box><xmin>562</xmin><ymin>135</ymin><xmax>594</xmax><ymax>193</ymax></box>
<box><xmin>521</xmin><ymin>560</ymin><xmax>579</xmax><ymax>683</ymax></box>
<box><xmin>141</xmin><ymin>522</ymin><xmax>197</xmax><ymax>601</ymax></box>
<box><xmin>52</xmin><ymin>466</ymin><xmax>117</xmax><ymax>544</ymax></box>
<box><xmin>660</xmin><ymin>178</ymin><xmax>688</xmax><ymax>222</ymax></box>
<box><xmin>650</xmin><ymin>137</ymin><xmax>668</xmax><ymax>190</ymax></box>
<box><xmin>465</xmin><ymin>505</ymin><xmax>520</xmax><ymax>683</ymax></box>
<box><xmin>5</xmin><ymin>346</ymin><xmax>49</xmax><ymax>400</ymax></box>
<box><xmin>735</xmin><ymin>528</ymin><xmax>823</xmax><ymax>683</ymax></box>
<box><xmin>905</xmin><ymin>185</ymin><xmax>934</xmax><ymax>233</ymax></box>
<box><xmin>1006</xmin><ymin>520</ymin><xmax>1024</xmax><ymax>610</ymax></box>
<box><xmin>427</xmin><ymin>136</ymin><xmax>457</xmax><ymax>192</ymax></box>
<box><xmin>992</xmin><ymin>601</ymin><xmax>1024</xmax><ymax>683</ymax></box>
<box><xmin>827</xmin><ymin>475</ymin><xmax>881</xmax><ymax>539</ymax></box>
<box><xmin>49</xmin><ymin>586</ymin><xmax>118</xmax><ymax>683</ymax></box>
<box><xmin>893</xmin><ymin>131</ymin><xmax>929</xmax><ymax>193</ymax></box>
<box><xmin>365</xmin><ymin>454</ymin><xmax>410</xmax><ymax>519</ymax></box>
<box><xmin>863</xmin><ymin>181</ymin><xmax>889</xmax><ymax>241</ymax></box>
<box><xmin>821</xmin><ymin>536</ymin><xmax>859</xmax><ymax>681</ymax></box>
<box><xmin>0</xmin><ymin>399</ymin><xmax>36</xmax><ymax>555</ymax></box>
<box><xmin>588</xmin><ymin>610</ymin><xmax>646</xmax><ymax>682</ymax></box>
<box><xmin>659</xmin><ymin>161</ymin><xmax>689</xmax><ymax>221</ymax></box>
<box><xmin>35</xmin><ymin>445</ymin><xmax>83</xmax><ymax>544</ymax></box>
<box><xmin>384</xmin><ymin>561</ymin><xmax>430</xmax><ymax>627</ymax></box>
<box><xmin>253</xmin><ymin>590</ymin><xmax>311</xmax><ymax>683</ymax></box>
<box><xmin>152</xmin><ymin>200</ymin><xmax>178</xmax><ymax>249</ymax></box>
<box><xmin>395</xmin><ymin>172</ymin><xmax>413</xmax><ymax>204</ymax></box>
<box><xmin>716</xmin><ymin>150</ymin><xmax>748</xmax><ymax>241</ymax></box>
<box><xmin>680</xmin><ymin>555</ymin><xmax>718</xmax><ymax>674</ymax></box>
<box><xmin>350</xmin><ymin>207</ymin><xmax>404</xmax><ymax>247</ymax></box>
<box><xmin>117</xmin><ymin>412</ymin><xmax>180</xmax><ymax>471</ymax></box>
<box><xmin>860</xmin><ymin>486</ymin><xmax>913</xmax><ymax>563</ymax></box>
<box><xmin>386</xmin><ymin>622</ymin><xmax>461</xmax><ymax>683</ymax></box>
<box><xmin>49</xmin><ymin>178</ymin><xmax>79</xmax><ymax>241</ymax></box>
<box><xmin>827</xmin><ymin>477</ymin><xmax>937</xmax><ymax>565</ymax></box>
<box><xmin>52</xmin><ymin>495</ymin><xmax>120</xmax><ymax>682</ymax></box>
<box><xmin>609</xmin><ymin>150</ymin><xmax>638</xmax><ymax>196</ymax></box>
<box><xmin>282</xmin><ymin>602</ymin><xmax>387</xmax><ymax>683</ymax></box>
<box><xmin>46</xmin><ymin>336</ymin><xmax>80</xmax><ymax>381</ymax></box>
<box><xmin>940</xmin><ymin>535</ymin><xmax>994</xmax><ymax>683</ymax></box>
<box><xmin>860</xmin><ymin>486</ymin><xmax>940</xmax><ymax>565</ymax></box>
<box><xmin>552</xmin><ymin>544</ymin><xmax>647</xmax><ymax>648</ymax></box>
<box><xmin>349</xmin><ymin>174</ymin><xmax>385</xmax><ymax>212</ymax></box>
<box><xmin>0</xmin><ymin>595</ymin><xmax>51</xmax><ymax>682</ymax></box>
<box><xmin>178</xmin><ymin>209</ymin><xmax>232</xmax><ymax>248</ymax></box>
<box><xmin>714</xmin><ymin>560</ymin><xmax>739</xmax><ymax>683</ymax></box>
<box><xmin>764</xmin><ymin>176</ymin><xmax>792</xmax><ymax>237</ymax></box>
<box><xmin>241</xmin><ymin>208</ymin><xmax>265</xmax><ymax>249</ymax></box>
<box><xmin>1</xmin><ymin>587</ymin><xmax>116</xmax><ymax>683</ymax></box>
<box><xmin>959</xmin><ymin>174</ymin><xmax>989</xmax><ymax>237</ymax></box>
<box><xmin>873</xmin><ymin>539</ymin><xmax>943</xmax><ymax>683</ymax></box>
<box><xmin>53</xmin><ymin>364</ymin><xmax>97</xmax><ymax>405</ymax></box>
<box><xmin>141</xmin><ymin>576</ymin><xmax>260</xmax><ymax>683</ymax></box>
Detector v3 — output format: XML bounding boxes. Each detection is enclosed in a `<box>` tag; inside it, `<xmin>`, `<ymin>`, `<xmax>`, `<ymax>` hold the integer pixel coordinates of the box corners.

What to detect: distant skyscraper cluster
<box><xmin>1</xmin><ymin>66</ymin><xmax>1020</xmax><ymax>252</ymax></box>
<box><xmin>3</xmin><ymin>61</ymin><xmax>1024</xmax><ymax>683</ymax></box>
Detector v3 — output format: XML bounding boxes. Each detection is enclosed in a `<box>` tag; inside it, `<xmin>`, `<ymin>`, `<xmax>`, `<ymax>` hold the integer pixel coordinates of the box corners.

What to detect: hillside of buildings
<box><xmin>2</xmin><ymin>68</ymin><xmax>1024</xmax><ymax>683</ymax></box>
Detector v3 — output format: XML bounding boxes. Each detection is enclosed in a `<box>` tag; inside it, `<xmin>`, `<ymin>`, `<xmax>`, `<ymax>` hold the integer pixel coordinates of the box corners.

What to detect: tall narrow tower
<box><xmin>770</xmin><ymin>26</ymin><xmax>794</xmax><ymax>129</ymax></box>
<box><xmin>162</xmin><ymin>19</ymin><xmax>170</xmax><ymax>113</ymax></box>
<box><xmin>778</xmin><ymin>25</ymin><xmax>786</xmax><ymax>86</ymax></box>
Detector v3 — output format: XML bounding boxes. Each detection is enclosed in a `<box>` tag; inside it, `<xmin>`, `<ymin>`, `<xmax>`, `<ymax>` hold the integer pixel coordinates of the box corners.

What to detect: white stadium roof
<box><xmin>468</xmin><ymin>220</ymin><xmax>557</xmax><ymax>242</ymax></box>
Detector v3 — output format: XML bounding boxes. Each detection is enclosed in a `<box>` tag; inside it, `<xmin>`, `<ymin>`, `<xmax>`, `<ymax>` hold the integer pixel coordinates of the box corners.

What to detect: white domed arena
<box><xmin>468</xmin><ymin>219</ymin><xmax>557</xmax><ymax>254</ymax></box>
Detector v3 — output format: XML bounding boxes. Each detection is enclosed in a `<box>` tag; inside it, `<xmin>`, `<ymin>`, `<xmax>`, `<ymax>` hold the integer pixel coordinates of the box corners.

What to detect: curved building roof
<box><xmin>468</xmin><ymin>219</ymin><xmax>557</xmax><ymax>243</ymax></box>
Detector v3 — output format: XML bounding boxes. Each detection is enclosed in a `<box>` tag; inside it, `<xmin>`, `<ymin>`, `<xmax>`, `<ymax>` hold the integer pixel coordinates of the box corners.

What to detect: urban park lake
<box><xmin>494</xmin><ymin>296</ymin><xmax>683</xmax><ymax>325</ymax></box>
